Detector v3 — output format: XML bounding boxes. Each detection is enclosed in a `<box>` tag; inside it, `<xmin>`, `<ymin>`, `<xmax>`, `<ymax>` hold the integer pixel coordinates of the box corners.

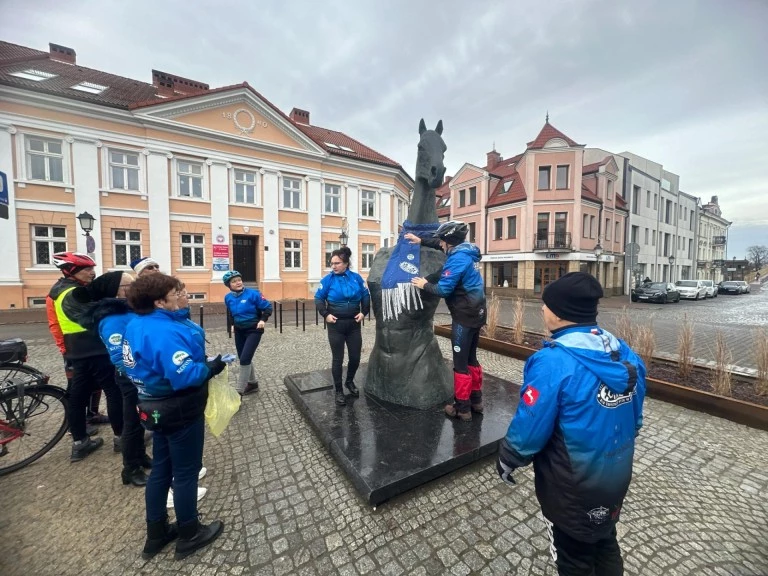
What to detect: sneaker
<box><xmin>240</xmin><ymin>382</ymin><xmax>258</xmax><ymax>396</ymax></box>
<box><xmin>335</xmin><ymin>391</ymin><xmax>347</xmax><ymax>406</ymax></box>
<box><xmin>167</xmin><ymin>486</ymin><xmax>208</xmax><ymax>509</ymax></box>
<box><xmin>70</xmin><ymin>437</ymin><xmax>104</xmax><ymax>462</ymax></box>
<box><xmin>198</xmin><ymin>466</ymin><xmax>207</xmax><ymax>481</ymax></box>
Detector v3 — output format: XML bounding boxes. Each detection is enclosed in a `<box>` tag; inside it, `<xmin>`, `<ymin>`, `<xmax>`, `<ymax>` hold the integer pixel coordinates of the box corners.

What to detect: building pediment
<box><xmin>131</xmin><ymin>86</ymin><xmax>325</xmax><ymax>155</ymax></box>
<box><xmin>450</xmin><ymin>163</ymin><xmax>486</xmax><ymax>186</ymax></box>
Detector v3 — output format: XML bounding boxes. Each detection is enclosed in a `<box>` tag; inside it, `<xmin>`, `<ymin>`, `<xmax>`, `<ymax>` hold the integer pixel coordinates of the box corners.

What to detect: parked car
<box><xmin>720</xmin><ymin>281</ymin><xmax>745</xmax><ymax>294</ymax></box>
<box><xmin>631</xmin><ymin>282</ymin><xmax>680</xmax><ymax>304</ymax></box>
<box><xmin>736</xmin><ymin>281</ymin><xmax>751</xmax><ymax>294</ymax></box>
<box><xmin>676</xmin><ymin>280</ymin><xmax>707</xmax><ymax>300</ymax></box>
<box><xmin>698</xmin><ymin>279</ymin><xmax>717</xmax><ymax>298</ymax></box>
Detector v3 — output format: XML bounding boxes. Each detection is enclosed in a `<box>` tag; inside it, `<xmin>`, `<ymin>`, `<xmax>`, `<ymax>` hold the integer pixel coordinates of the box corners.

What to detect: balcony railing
<box><xmin>533</xmin><ymin>232</ymin><xmax>572</xmax><ymax>251</ymax></box>
<box><xmin>712</xmin><ymin>236</ymin><xmax>726</xmax><ymax>246</ymax></box>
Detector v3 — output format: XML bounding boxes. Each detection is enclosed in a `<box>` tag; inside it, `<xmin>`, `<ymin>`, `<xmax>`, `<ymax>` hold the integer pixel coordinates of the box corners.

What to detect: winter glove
<box><xmin>206</xmin><ymin>354</ymin><xmax>226</xmax><ymax>377</ymax></box>
<box><xmin>496</xmin><ymin>458</ymin><xmax>517</xmax><ymax>486</ymax></box>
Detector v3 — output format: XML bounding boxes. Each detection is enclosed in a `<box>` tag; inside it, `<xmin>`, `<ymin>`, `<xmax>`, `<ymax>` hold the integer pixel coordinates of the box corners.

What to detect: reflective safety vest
<box><xmin>53</xmin><ymin>286</ymin><xmax>86</xmax><ymax>335</ymax></box>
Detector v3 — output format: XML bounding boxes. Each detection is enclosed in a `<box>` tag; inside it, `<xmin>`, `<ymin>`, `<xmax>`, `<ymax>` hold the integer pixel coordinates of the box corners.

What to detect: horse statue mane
<box><xmin>364</xmin><ymin>119</ymin><xmax>452</xmax><ymax>409</ymax></box>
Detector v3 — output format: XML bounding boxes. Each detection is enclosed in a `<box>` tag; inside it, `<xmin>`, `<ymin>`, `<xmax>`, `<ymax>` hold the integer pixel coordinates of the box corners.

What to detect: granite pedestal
<box><xmin>284</xmin><ymin>364</ymin><xmax>521</xmax><ymax>506</ymax></box>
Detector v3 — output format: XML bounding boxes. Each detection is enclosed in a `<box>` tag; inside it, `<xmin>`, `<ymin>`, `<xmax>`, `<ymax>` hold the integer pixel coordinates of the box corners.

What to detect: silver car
<box><xmin>698</xmin><ymin>279</ymin><xmax>717</xmax><ymax>298</ymax></box>
<box><xmin>676</xmin><ymin>280</ymin><xmax>708</xmax><ymax>300</ymax></box>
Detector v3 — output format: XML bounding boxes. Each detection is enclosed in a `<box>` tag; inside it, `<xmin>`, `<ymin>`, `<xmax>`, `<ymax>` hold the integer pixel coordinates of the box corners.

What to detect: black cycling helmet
<box><xmin>433</xmin><ymin>220</ymin><xmax>468</xmax><ymax>246</ymax></box>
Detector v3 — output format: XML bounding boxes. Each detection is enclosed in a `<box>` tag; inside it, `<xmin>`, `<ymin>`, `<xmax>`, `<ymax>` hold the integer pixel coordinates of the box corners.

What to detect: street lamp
<box><xmin>593</xmin><ymin>242</ymin><xmax>603</xmax><ymax>283</ymax></box>
<box><xmin>668</xmin><ymin>255</ymin><xmax>675</xmax><ymax>283</ymax></box>
<box><xmin>339</xmin><ymin>217</ymin><xmax>348</xmax><ymax>247</ymax></box>
<box><xmin>77</xmin><ymin>211</ymin><xmax>97</xmax><ymax>255</ymax></box>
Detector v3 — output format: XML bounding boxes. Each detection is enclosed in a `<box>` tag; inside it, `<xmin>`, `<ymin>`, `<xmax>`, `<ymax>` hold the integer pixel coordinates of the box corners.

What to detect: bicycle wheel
<box><xmin>0</xmin><ymin>363</ymin><xmax>48</xmax><ymax>387</ymax></box>
<box><xmin>0</xmin><ymin>384</ymin><xmax>69</xmax><ymax>476</ymax></box>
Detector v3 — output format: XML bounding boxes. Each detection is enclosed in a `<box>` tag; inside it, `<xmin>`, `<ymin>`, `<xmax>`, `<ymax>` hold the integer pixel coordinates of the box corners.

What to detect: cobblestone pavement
<box><xmin>2</xmin><ymin>323</ymin><xmax>768</xmax><ymax>576</ymax></box>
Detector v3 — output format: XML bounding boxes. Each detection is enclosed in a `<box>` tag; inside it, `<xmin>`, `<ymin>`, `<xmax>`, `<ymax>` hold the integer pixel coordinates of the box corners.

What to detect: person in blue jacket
<box><xmin>123</xmin><ymin>273</ymin><xmax>225</xmax><ymax>560</ymax></box>
<box><xmin>76</xmin><ymin>271</ymin><xmax>151</xmax><ymax>487</ymax></box>
<box><xmin>314</xmin><ymin>246</ymin><xmax>371</xmax><ymax>406</ymax></box>
<box><xmin>496</xmin><ymin>272</ymin><xmax>646</xmax><ymax>576</ymax></box>
<box><xmin>410</xmin><ymin>221</ymin><xmax>487</xmax><ymax>421</ymax></box>
<box><xmin>222</xmin><ymin>271</ymin><xmax>272</xmax><ymax>396</ymax></box>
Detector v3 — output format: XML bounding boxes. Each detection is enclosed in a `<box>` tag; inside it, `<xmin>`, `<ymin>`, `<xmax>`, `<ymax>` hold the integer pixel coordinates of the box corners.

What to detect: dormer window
<box><xmin>72</xmin><ymin>81</ymin><xmax>108</xmax><ymax>94</ymax></box>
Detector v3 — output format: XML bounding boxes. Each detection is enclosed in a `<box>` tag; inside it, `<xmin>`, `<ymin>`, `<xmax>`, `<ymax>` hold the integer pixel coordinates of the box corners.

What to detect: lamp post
<box><xmin>76</xmin><ymin>211</ymin><xmax>97</xmax><ymax>257</ymax></box>
<box><xmin>593</xmin><ymin>242</ymin><xmax>603</xmax><ymax>284</ymax></box>
<box><xmin>668</xmin><ymin>255</ymin><xmax>675</xmax><ymax>283</ymax></box>
<box><xmin>339</xmin><ymin>217</ymin><xmax>348</xmax><ymax>247</ymax></box>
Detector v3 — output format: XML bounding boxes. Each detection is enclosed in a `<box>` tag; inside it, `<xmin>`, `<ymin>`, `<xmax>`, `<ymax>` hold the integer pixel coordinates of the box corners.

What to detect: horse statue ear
<box><xmin>419</xmin><ymin>118</ymin><xmax>427</xmax><ymax>135</ymax></box>
<box><xmin>435</xmin><ymin>120</ymin><xmax>443</xmax><ymax>135</ymax></box>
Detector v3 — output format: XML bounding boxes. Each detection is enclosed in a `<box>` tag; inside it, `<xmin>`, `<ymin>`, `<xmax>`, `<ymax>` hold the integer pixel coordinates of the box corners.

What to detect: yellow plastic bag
<box><xmin>204</xmin><ymin>366</ymin><xmax>241</xmax><ymax>437</ymax></box>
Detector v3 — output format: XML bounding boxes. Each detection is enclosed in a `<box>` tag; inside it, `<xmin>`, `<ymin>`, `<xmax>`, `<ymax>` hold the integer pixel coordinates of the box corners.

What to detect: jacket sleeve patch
<box><xmin>522</xmin><ymin>385</ymin><xmax>540</xmax><ymax>406</ymax></box>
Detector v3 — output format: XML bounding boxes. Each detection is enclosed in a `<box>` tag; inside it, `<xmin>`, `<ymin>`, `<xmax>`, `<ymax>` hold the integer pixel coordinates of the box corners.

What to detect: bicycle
<box><xmin>0</xmin><ymin>338</ymin><xmax>69</xmax><ymax>476</ymax></box>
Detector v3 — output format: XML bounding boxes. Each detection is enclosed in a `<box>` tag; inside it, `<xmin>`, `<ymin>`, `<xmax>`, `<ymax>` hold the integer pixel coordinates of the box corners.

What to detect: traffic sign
<box><xmin>0</xmin><ymin>170</ymin><xmax>8</xmax><ymax>220</ymax></box>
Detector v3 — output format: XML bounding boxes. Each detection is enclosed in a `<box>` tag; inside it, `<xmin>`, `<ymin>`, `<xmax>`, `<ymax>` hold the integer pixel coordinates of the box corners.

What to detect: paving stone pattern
<box><xmin>1</xmin><ymin>323</ymin><xmax>767</xmax><ymax>575</ymax></box>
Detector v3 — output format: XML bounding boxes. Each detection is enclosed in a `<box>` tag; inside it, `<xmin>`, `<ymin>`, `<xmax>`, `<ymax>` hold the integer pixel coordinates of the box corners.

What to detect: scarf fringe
<box><xmin>381</xmin><ymin>283</ymin><xmax>424</xmax><ymax>322</ymax></box>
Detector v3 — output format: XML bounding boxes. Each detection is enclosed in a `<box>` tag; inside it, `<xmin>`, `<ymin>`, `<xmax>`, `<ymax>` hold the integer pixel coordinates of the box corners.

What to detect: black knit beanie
<box><xmin>542</xmin><ymin>272</ymin><xmax>603</xmax><ymax>324</ymax></box>
<box><xmin>88</xmin><ymin>271</ymin><xmax>125</xmax><ymax>301</ymax></box>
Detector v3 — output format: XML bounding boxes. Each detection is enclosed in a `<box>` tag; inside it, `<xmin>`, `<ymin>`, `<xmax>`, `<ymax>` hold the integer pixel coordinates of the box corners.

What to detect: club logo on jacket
<box><xmin>586</xmin><ymin>506</ymin><xmax>610</xmax><ymax>525</ymax></box>
<box><xmin>172</xmin><ymin>350</ymin><xmax>190</xmax><ymax>366</ymax></box>
<box><xmin>597</xmin><ymin>383</ymin><xmax>634</xmax><ymax>408</ymax></box>
<box><xmin>108</xmin><ymin>333</ymin><xmax>122</xmax><ymax>346</ymax></box>
<box><xmin>122</xmin><ymin>340</ymin><xmax>136</xmax><ymax>369</ymax></box>
<box><xmin>522</xmin><ymin>385</ymin><xmax>539</xmax><ymax>406</ymax></box>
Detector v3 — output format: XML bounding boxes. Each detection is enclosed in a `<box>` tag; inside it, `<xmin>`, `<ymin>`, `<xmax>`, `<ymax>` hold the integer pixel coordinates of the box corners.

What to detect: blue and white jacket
<box><xmin>499</xmin><ymin>325</ymin><xmax>646</xmax><ymax>542</ymax></box>
<box><xmin>173</xmin><ymin>307</ymin><xmax>206</xmax><ymax>352</ymax></box>
<box><xmin>224</xmin><ymin>288</ymin><xmax>272</xmax><ymax>330</ymax></box>
<box><xmin>122</xmin><ymin>309</ymin><xmax>211</xmax><ymax>400</ymax></box>
<box><xmin>423</xmin><ymin>242</ymin><xmax>486</xmax><ymax>328</ymax></box>
<box><xmin>315</xmin><ymin>269</ymin><xmax>370</xmax><ymax>319</ymax></box>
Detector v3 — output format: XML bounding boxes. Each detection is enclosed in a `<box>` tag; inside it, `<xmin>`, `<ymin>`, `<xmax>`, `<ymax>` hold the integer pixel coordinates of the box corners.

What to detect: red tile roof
<box><xmin>487</xmin><ymin>170</ymin><xmax>527</xmax><ymax>208</ymax></box>
<box><xmin>582</xmin><ymin>157</ymin><xmax>610</xmax><ymax>174</ymax></box>
<box><xmin>488</xmin><ymin>153</ymin><xmax>523</xmax><ymax>178</ymax></box>
<box><xmin>0</xmin><ymin>40</ymin><xmax>403</xmax><ymax>170</ymax></box>
<box><xmin>527</xmin><ymin>122</ymin><xmax>581</xmax><ymax>149</ymax></box>
<box><xmin>615</xmin><ymin>194</ymin><xmax>627</xmax><ymax>208</ymax></box>
<box><xmin>581</xmin><ymin>183</ymin><xmax>602</xmax><ymax>204</ymax></box>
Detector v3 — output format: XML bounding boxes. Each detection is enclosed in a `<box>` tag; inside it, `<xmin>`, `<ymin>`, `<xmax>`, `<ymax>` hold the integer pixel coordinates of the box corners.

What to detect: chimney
<box><xmin>711</xmin><ymin>195</ymin><xmax>718</xmax><ymax>205</ymax></box>
<box><xmin>486</xmin><ymin>149</ymin><xmax>502</xmax><ymax>170</ymax></box>
<box><xmin>290</xmin><ymin>108</ymin><xmax>310</xmax><ymax>124</ymax></box>
<box><xmin>444</xmin><ymin>175</ymin><xmax>452</xmax><ymax>185</ymax></box>
<box><xmin>151</xmin><ymin>70</ymin><xmax>209</xmax><ymax>98</ymax></box>
<box><xmin>49</xmin><ymin>43</ymin><xmax>76</xmax><ymax>64</ymax></box>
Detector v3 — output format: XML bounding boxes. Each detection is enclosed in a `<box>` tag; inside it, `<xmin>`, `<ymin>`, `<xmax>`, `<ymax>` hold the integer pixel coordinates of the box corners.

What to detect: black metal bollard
<box><xmin>295</xmin><ymin>299</ymin><xmax>299</xmax><ymax>328</ymax></box>
<box><xmin>302</xmin><ymin>301</ymin><xmax>306</xmax><ymax>332</ymax></box>
<box><xmin>198</xmin><ymin>305</ymin><xmax>204</xmax><ymax>329</ymax></box>
<box><xmin>274</xmin><ymin>302</ymin><xmax>278</xmax><ymax>330</ymax></box>
<box><xmin>315</xmin><ymin>307</ymin><xmax>319</xmax><ymax>326</ymax></box>
<box><xmin>279</xmin><ymin>302</ymin><xmax>283</xmax><ymax>334</ymax></box>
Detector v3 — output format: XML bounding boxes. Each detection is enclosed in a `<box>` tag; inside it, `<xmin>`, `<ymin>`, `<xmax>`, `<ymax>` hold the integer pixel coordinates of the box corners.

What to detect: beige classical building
<box><xmin>697</xmin><ymin>195</ymin><xmax>731</xmax><ymax>284</ymax></box>
<box><xmin>0</xmin><ymin>41</ymin><xmax>412</xmax><ymax>309</ymax></box>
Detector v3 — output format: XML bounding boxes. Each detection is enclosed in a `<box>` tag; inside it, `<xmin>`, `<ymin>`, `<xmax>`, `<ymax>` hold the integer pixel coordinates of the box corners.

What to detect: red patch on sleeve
<box><xmin>522</xmin><ymin>385</ymin><xmax>540</xmax><ymax>407</ymax></box>
<box><xmin>442</xmin><ymin>270</ymin><xmax>451</xmax><ymax>277</ymax></box>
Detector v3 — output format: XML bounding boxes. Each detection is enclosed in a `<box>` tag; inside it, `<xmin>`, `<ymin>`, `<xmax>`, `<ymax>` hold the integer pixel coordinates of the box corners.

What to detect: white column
<box><xmin>306</xmin><ymin>176</ymin><xmax>323</xmax><ymax>283</ymax></box>
<box><xmin>0</xmin><ymin>125</ymin><xmax>21</xmax><ymax>284</ymax></box>
<box><xmin>145</xmin><ymin>150</ymin><xmax>172</xmax><ymax>273</ymax></box>
<box><xmin>208</xmin><ymin>159</ymin><xmax>230</xmax><ymax>282</ymax></box>
<box><xmin>379</xmin><ymin>189</ymin><xmax>391</xmax><ymax>247</ymax></box>
<box><xmin>346</xmin><ymin>184</ymin><xmax>359</xmax><ymax>270</ymax></box>
<box><xmin>71</xmin><ymin>137</ymin><xmax>103</xmax><ymax>270</ymax></box>
<box><xmin>261</xmin><ymin>169</ymin><xmax>281</xmax><ymax>282</ymax></box>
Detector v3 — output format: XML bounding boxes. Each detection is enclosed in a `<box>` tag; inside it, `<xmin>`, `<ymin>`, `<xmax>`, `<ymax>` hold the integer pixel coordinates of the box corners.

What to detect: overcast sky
<box><xmin>4</xmin><ymin>0</ymin><xmax>767</xmax><ymax>254</ymax></box>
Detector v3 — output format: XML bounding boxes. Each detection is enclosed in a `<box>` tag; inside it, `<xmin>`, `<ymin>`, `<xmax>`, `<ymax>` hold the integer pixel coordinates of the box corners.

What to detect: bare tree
<box><xmin>746</xmin><ymin>245</ymin><xmax>768</xmax><ymax>271</ymax></box>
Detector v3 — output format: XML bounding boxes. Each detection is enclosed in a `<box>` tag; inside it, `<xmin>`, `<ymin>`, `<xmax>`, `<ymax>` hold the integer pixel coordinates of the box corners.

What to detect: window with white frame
<box><xmin>282</xmin><ymin>177</ymin><xmax>302</xmax><ymax>209</ymax></box>
<box><xmin>177</xmin><ymin>161</ymin><xmax>203</xmax><ymax>198</ymax></box>
<box><xmin>362</xmin><ymin>243</ymin><xmax>375</xmax><ymax>269</ymax></box>
<box><xmin>113</xmin><ymin>230</ymin><xmax>141</xmax><ymax>267</ymax></box>
<box><xmin>325</xmin><ymin>241</ymin><xmax>340</xmax><ymax>268</ymax></box>
<box><xmin>109</xmin><ymin>150</ymin><xmax>140</xmax><ymax>191</ymax></box>
<box><xmin>234</xmin><ymin>169</ymin><xmax>258</xmax><ymax>204</ymax></box>
<box><xmin>284</xmin><ymin>239</ymin><xmax>302</xmax><ymax>269</ymax></box>
<box><xmin>494</xmin><ymin>218</ymin><xmax>503</xmax><ymax>240</ymax></box>
<box><xmin>26</xmin><ymin>137</ymin><xmax>63</xmax><ymax>182</ymax></box>
<box><xmin>361</xmin><ymin>190</ymin><xmax>376</xmax><ymax>218</ymax></box>
<box><xmin>32</xmin><ymin>225</ymin><xmax>67</xmax><ymax>266</ymax></box>
<box><xmin>324</xmin><ymin>184</ymin><xmax>341</xmax><ymax>214</ymax></box>
<box><xmin>180</xmin><ymin>234</ymin><xmax>205</xmax><ymax>267</ymax></box>
<box><xmin>582</xmin><ymin>214</ymin><xmax>589</xmax><ymax>238</ymax></box>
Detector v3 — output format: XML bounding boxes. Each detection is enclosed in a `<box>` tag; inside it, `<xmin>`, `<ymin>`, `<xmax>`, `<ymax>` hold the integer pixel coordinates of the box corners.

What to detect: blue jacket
<box><xmin>122</xmin><ymin>309</ymin><xmax>211</xmax><ymax>400</ymax></box>
<box><xmin>173</xmin><ymin>307</ymin><xmax>206</xmax><ymax>352</ymax></box>
<box><xmin>224</xmin><ymin>288</ymin><xmax>273</xmax><ymax>330</ymax></box>
<box><xmin>423</xmin><ymin>242</ymin><xmax>486</xmax><ymax>328</ymax></box>
<box><xmin>99</xmin><ymin>309</ymin><xmax>137</xmax><ymax>370</ymax></box>
<box><xmin>315</xmin><ymin>269</ymin><xmax>370</xmax><ymax>319</ymax></box>
<box><xmin>499</xmin><ymin>325</ymin><xmax>646</xmax><ymax>542</ymax></box>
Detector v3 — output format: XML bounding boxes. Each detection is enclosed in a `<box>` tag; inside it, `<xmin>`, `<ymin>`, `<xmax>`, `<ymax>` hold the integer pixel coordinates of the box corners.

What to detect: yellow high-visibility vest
<box><xmin>53</xmin><ymin>286</ymin><xmax>86</xmax><ymax>335</ymax></box>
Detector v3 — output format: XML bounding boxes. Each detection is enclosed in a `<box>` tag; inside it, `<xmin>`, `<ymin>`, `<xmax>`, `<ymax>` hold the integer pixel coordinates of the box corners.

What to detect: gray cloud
<box><xmin>4</xmin><ymin>0</ymin><xmax>767</xmax><ymax>229</ymax></box>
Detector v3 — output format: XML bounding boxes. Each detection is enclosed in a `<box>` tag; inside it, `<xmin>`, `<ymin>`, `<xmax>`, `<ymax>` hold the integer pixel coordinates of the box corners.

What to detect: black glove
<box><xmin>206</xmin><ymin>355</ymin><xmax>226</xmax><ymax>377</ymax></box>
<box><xmin>496</xmin><ymin>458</ymin><xmax>517</xmax><ymax>486</ymax></box>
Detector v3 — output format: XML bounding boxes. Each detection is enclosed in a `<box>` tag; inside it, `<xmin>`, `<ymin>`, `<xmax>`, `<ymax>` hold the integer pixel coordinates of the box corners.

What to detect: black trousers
<box><xmin>547</xmin><ymin>521</ymin><xmax>623</xmax><ymax>576</ymax></box>
<box><xmin>234</xmin><ymin>328</ymin><xmax>263</xmax><ymax>366</ymax></box>
<box><xmin>327</xmin><ymin>318</ymin><xmax>362</xmax><ymax>391</ymax></box>
<box><xmin>116</xmin><ymin>372</ymin><xmax>146</xmax><ymax>468</ymax></box>
<box><xmin>451</xmin><ymin>319</ymin><xmax>480</xmax><ymax>373</ymax></box>
<box><xmin>69</xmin><ymin>355</ymin><xmax>122</xmax><ymax>442</ymax></box>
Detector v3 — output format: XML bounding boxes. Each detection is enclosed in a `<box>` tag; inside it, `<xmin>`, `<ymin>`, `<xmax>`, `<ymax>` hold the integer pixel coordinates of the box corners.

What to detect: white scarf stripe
<box><xmin>381</xmin><ymin>283</ymin><xmax>424</xmax><ymax>321</ymax></box>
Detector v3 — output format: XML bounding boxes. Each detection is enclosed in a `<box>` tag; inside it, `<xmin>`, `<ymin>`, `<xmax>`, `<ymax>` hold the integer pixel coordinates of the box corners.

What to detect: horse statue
<box><xmin>364</xmin><ymin>119</ymin><xmax>452</xmax><ymax>409</ymax></box>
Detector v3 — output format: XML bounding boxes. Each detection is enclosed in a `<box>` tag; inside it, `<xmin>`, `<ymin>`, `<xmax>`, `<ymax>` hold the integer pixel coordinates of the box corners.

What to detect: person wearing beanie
<box><xmin>496</xmin><ymin>272</ymin><xmax>646</xmax><ymax>575</ymax></box>
<box><xmin>131</xmin><ymin>256</ymin><xmax>161</xmax><ymax>277</ymax></box>
<box><xmin>410</xmin><ymin>220</ymin><xmax>487</xmax><ymax>421</ymax></box>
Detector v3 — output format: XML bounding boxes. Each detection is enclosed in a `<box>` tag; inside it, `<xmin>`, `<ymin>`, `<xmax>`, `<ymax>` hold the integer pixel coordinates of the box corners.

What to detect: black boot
<box><xmin>142</xmin><ymin>517</ymin><xmax>178</xmax><ymax>560</ymax></box>
<box><xmin>174</xmin><ymin>517</ymin><xmax>224</xmax><ymax>560</ymax></box>
<box><xmin>121</xmin><ymin>466</ymin><xmax>148</xmax><ymax>487</ymax></box>
<box><xmin>140</xmin><ymin>453</ymin><xmax>153</xmax><ymax>469</ymax></box>
<box><xmin>344</xmin><ymin>381</ymin><xmax>359</xmax><ymax>396</ymax></box>
<box><xmin>335</xmin><ymin>391</ymin><xmax>347</xmax><ymax>406</ymax></box>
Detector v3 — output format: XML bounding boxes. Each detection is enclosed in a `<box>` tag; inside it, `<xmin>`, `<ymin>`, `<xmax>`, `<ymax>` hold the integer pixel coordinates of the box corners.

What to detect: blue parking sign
<box><xmin>0</xmin><ymin>170</ymin><xmax>8</xmax><ymax>220</ymax></box>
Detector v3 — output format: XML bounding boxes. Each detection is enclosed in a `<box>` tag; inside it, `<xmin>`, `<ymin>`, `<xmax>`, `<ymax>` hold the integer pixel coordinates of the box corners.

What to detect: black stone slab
<box><xmin>284</xmin><ymin>364</ymin><xmax>521</xmax><ymax>506</ymax></box>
